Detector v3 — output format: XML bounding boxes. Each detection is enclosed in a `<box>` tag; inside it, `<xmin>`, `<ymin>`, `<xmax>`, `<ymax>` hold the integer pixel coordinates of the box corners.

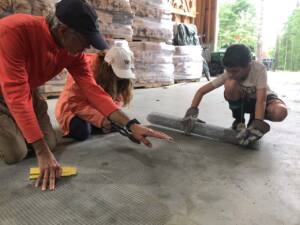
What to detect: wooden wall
<box><xmin>170</xmin><ymin>0</ymin><xmax>197</xmax><ymax>24</ymax></box>
<box><xmin>195</xmin><ymin>0</ymin><xmax>218</xmax><ymax>49</ymax></box>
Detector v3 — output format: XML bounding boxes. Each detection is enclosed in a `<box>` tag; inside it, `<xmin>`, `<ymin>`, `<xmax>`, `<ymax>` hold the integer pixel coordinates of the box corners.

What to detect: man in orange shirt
<box><xmin>0</xmin><ymin>0</ymin><xmax>171</xmax><ymax>191</ymax></box>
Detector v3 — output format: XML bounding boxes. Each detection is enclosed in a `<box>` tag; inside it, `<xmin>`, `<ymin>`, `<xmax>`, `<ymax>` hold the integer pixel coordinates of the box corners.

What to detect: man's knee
<box><xmin>0</xmin><ymin>136</ymin><xmax>28</xmax><ymax>164</ymax></box>
<box><xmin>224</xmin><ymin>79</ymin><xmax>241</xmax><ymax>101</ymax></box>
<box><xmin>0</xmin><ymin>114</ymin><xmax>28</xmax><ymax>164</ymax></box>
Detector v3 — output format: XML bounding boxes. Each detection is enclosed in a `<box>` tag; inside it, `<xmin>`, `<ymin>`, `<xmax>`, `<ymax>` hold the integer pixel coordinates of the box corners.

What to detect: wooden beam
<box><xmin>172</xmin><ymin>8</ymin><xmax>196</xmax><ymax>18</ymax></box>
<box><xmin>207</xmin><ymin>0</ymin><xmax>212</xmax><ymax>43</ymax></box>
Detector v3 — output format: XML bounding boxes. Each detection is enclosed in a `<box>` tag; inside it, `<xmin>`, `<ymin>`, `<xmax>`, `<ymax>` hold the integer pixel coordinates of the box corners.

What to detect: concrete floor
<box><xmin>0</xmin><ymin>72</ymin><xmax>299</xmax><ymax>225</ymax></box>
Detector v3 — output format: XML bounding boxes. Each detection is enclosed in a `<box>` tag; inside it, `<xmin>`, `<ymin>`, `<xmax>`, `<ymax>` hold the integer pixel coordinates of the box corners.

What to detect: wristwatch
<box><xmin>126</xmin><ymin>118</ymin><xmax>141</xmax><ymax>131</ymax></box>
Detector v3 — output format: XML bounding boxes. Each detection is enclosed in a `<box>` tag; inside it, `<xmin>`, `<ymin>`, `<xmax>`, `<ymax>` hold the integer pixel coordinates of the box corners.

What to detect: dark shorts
<box><xmin>239</xmin><ymin>93</ymin><xmax>285</xmax><ymax>114</ymax></box>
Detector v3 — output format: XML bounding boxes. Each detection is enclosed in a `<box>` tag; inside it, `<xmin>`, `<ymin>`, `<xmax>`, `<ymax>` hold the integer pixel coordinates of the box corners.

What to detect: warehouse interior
<box><xmin>0</xmin><ymin>0</ymin><xmax>299</xmax><ymax>225</ymax></box>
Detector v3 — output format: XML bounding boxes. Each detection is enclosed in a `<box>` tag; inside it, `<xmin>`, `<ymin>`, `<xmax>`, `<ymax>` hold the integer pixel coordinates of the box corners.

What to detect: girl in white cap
<box><xmin>56</xmin><ymin>46</ymin><xmax>136</xmax><ymax>141</ymax></box>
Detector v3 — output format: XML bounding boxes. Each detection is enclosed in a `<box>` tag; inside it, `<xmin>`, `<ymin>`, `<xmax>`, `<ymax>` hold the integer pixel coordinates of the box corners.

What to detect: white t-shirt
<box><xmin>211</xmin><ymin>61</ymin><xmax>274</xmax><ymax>99</ymax></box>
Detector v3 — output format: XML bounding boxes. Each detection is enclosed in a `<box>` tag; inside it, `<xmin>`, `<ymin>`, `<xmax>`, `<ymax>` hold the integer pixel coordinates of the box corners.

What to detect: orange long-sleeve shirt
<box><xmin>0</xmin><ymin>14</ymin><xmax>119</xmax><ymax>143</ymax></box>
<box><xmin>56</xmin><ymin>53</ymin><xmax>123</xmax><ymax>135</ymax></box>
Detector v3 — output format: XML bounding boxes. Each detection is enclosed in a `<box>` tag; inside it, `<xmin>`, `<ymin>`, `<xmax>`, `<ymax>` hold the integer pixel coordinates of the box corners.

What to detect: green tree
<box><xmin>277</xmin><ymin>8</ymin><xmax>300</xmax><ymax>71</ymax></box>
<box><xmin>218</xmin><ymin>0</ymin><xmax>257</xmax><ymax>50</ymax></box>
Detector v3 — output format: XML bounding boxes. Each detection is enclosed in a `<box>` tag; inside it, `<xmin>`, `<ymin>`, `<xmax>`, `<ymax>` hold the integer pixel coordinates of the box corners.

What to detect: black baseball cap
<box><xmin>55</xmin><ymin>0</ymin><xmax>108</xmax><ymax>50</ymax></box>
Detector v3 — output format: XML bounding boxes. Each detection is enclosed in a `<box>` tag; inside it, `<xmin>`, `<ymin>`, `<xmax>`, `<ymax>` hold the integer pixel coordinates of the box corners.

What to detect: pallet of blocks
<box><xmin>129</xmin><ymin>42</ymin><xmax>175</xmax><ymax>87</ymax></box>
<box><xmin>87</xmin><ymin>0</ymin><xmax>134</xmax><ymax>40</ymax></box>
<box><xmin>173</xmin><ymin>45</ymin><xmax>203</xmax><ymax>82</ymax></box>
<box><xmin>0</xmin><ymin>0</ymin><xmax>55</xmax><ymax>18</ymax></box>
<box><xmin>38</xmin><ymin>70</ymin><xmax>67</xmax><ymax>99</ymax></box>
<box><xmin>130</xmin><ymin>0</ymin><xmax>173</xmax><ymax>42</ymax></box>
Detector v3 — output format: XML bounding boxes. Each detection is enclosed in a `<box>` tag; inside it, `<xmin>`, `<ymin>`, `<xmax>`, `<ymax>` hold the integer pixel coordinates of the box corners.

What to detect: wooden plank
<box><xmin>175</xmin><ymin>78</ymin><xmax>200</xmax><ymax>83</ymax></box>
<box><xmin>40</xmin><ymin>92</ymin><xmax>61</xmax><ymax>99</ymax></box>
<box><xmin>200</xmin><ymin>0</ymin><xmax>206</xmax><ymax>35</ymax></box>
<box><xmin>172</xmin><ymin>8</ymin><xmax>196</xmax><ymax>18</ymax></box>
<box><xmin>211</xmin><ymin>0</ymin><xmax>218</xmax><ymax>49</ymax></box>
<box><xmin>207</xmin><ymin>0</ymin><xmax>212</xmax><ymax>43</ymax></box>
<box><xmin>131</xmin><ymin>37</ymin><xmax>164</xmax><ymax>43</ymax></box>
<box><xmin>194</xmin><ymin>0</ymin><xmax>218</xmax><ymax>47</ymax></box>
<box><xmin>170</xmin><ymin>0</ymin><xmax>197</xmax><ymax>19</ymax></box>
<box><xmin>104</xmin><ymin>34</ymin><xmax>132</xmax><ymax>42</ymax></box>
<box><xmin>171</xmin><ymin>0</ymin><xmax>197</xmax><ymax>24</ymax></box>
<box><xmin>134</xmin><ymin>83</ymin><xmax>172</xmax><ymax>89</ymax></box>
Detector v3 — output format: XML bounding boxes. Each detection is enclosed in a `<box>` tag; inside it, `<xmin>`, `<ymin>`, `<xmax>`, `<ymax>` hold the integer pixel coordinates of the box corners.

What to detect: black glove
<box><xmin>181</xmin><ymin>107</ymin><xmax>202</xmax><ymax>135</ymax></box>
<box><xmin>236</xmin><ymin>119</ymin><xmax>270</xmax><ymax>146</ymax></box>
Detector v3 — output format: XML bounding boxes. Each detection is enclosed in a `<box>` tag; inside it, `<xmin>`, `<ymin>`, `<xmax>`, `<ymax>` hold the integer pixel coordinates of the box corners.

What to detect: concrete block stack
<box><xmin>128</xmin><ymin>0</ymin><xmax>174</xmax><ymax>87</ymax></box>
<box><xmin>0</xmin><ymin>0</ymin><xmax>54</xmax><ymax>18</ymax></box>
<box><xmin>38</xmin><ymin>70</ymin><xmax>68</xmax><ymax>97</ymax></box>
<box><xmin>173</xmin><ymin>45</ymin><xmax>203</xmax><ymax>81</ymax></box>
<box><xmin>87</xmin><ymin>0</ymin><xmax>134</xmax><ymax>40</ymax></box>
<box><xmin>129</xmin><ymin>42</ymin><xmax>175</xmax><ymax>86</ymax></box>
<box><xmin>130</xmin><ymin>0</ymin><xmax>173</xmax><ymax>42</ymax></box>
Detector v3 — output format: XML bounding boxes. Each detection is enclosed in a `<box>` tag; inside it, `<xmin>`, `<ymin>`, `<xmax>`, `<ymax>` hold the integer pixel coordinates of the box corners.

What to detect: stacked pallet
<box><xmin>0</xmin><ymin>0</ymin><xmax>54</xmax><ymax>18</ymax></box>
<box><xmin>173</xmin><ymin>45</ymin><xmax>203</xmax><ymax>81</ymax></box>
<box><xmin>130</xmin><ymin>0</ymin><xmax>173</xmax><ymax>42</ymax></box>
<box><xmin>129</xmin><ymin>42</ymin><xmax>174</xmax><ymax>87</ymax></box>
<box><xmin>38</xmin><ymin>70</ymin><xmax>68</xmax><ymax>98</ymax></box>
<box><xmin>128</xmin><ymin>0</ymin><xmax>174</xmax><ymax>87</ymax></box>
<box><xmin>87</xmin><ymin>0</ymin><xmax>134</xmax><ymax>40</ymax></box>
<box><xmin>107</xmin><ymin>39</ymin><xmax>130</xmax><ymax>49</ymax></box>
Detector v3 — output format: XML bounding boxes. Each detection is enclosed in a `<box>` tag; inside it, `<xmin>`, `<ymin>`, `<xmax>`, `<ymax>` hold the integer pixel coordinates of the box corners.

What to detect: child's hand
<box><xmin>237</xmin><ymin>119</ymin><xmax>270</xmax><ymax>146</ymax></box>
<box><xmin>181</xmin><ymin>107</ymin><xmax>199</xmax><ymax>135</ymax></box>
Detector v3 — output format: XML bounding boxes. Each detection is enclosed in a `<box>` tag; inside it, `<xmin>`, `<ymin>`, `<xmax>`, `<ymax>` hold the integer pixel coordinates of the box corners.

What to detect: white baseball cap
<box><xmin>104</xmin><ymin>46</ymin><xmax>136</xmax><ymax>79</ymax></box>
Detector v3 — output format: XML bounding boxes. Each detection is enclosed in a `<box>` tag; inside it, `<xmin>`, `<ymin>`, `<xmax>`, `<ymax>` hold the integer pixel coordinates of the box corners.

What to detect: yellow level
<box><xmin>29</xmin><ymin>167</ymin><xmax>77</xmax><ymax>180</ymax></box>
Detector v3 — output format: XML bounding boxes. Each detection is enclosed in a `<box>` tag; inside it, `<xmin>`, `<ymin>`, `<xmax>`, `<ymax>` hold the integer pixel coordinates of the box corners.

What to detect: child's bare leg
<box><xmin>224</xmin><ymin>79</ymin><xmax>242</xmax><ymax>101</ymax></box>
<box><xmin>266</xmin><ymin>100</ymin><xmax>288</xmax><ymax>122</ymax></box>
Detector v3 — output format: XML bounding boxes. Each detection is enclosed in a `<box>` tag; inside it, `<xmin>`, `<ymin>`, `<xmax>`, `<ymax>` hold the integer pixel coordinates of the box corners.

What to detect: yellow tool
<box><xmin>29</xmin><ymin>167</ymin><xmax>77</xmax><ymax>180</ymax></box>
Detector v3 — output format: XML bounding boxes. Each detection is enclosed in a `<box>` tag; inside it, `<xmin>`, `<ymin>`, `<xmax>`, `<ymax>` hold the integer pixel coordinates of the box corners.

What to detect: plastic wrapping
<box><xmin>130</xmin><ymin>0</ymin><xmax>173</xmax><ymax>41</ymax></box>
<box><xmin>98</xmin><ymin>18</ymin><xmax>133</xmax><ymax>40</ymax></box>
<box><xmin>88</xmin><ymin>0</ymin><xmax>134</xmax><ymax>40</ymax></box>
<box><xmin>132</xmin><ymin>17</ymin><xmax>173</xmax><ymax>41</ymax></box>
<box><xmin>87</xmin><ymin>0</ymin><xmax>132</xmax><ymax>14</ymax></box>
<box><xmin>173</xmin><ymin>46</ymin><xmax>204</xmax><ymax>80</ymax></box>
<box><xmin>130</xmin><ymin>0</ymin><xmax>172</xmax><ymax>21</ymax></box>
<box><xmin>38</xmin><ymin>69</ymin><xmax>67</xmax><ymax>94</ymax></box>
<box><xmin>129</xmin><ymin>42</ymin><xmax>175</xmax><ymax>85</ymax></box>
<box><xmin>0</xmin><ymin>0</ymin><xmax>55</xmax><ymax>18</ymax></box>
<box><xmin>107</xmin><ymin>39</ymin><xmax>131</xmax><ymax>50</ymax></box>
